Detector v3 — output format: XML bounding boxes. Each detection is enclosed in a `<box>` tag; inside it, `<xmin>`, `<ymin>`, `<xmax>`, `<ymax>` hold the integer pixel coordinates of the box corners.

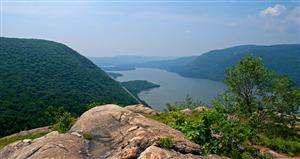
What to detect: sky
<box><xmin>1</xmin><ymin>0</ymin><xmax>300</xmax><ymax>57</ymax></box>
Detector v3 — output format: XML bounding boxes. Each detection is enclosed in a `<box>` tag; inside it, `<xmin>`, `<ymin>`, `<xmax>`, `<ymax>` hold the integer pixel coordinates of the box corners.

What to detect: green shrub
<box><xmin>156</xmin><ymin>102</ymin><xmax>300</xmax><ymax>158</ymax></box>
<box><xmin>165</xmin><ymin>103</ymin><xmax>179</xmax><ymax>112</ymax></box>
<box><xmin>51</xmin><ymin>112</ymin><xmax>75</xmax><ymax>133</ymax></box>
<box><xmin>83</xmin><ymin>132</ymin><xmax>93</xmax><ymax>140</ymax></box>
<box><xmin>159</xmin><ymin>137</ymin><xmax>173</xmax><ymax>149</ymax></box>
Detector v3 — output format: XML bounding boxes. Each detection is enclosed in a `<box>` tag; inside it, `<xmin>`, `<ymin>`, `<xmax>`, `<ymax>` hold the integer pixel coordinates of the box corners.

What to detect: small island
<box><xmin>102</xmin><ymin>65</ymin><xmax>136</xmax><ymax>71</ymax></box>
<box><xmin>107</xmin><ymin>72</ymin><xmax>123</xmax><ymax>79</ymax></box>
<box><xmin>121</xmin><ymin>80</ymin><xmax>160</xmax><ymax>96</ymax></box>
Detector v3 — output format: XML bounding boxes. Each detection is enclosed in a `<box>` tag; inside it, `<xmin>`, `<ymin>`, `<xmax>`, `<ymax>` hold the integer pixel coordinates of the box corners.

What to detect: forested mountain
<box><xmin>174</xmin><ymin>44</ymin><xmax>300</xmax><ymax>85</ymax></box>
<box><xmin>0</xmin><ymin>37</ymin><xmax>138</xmax><ymax>137</ymax></box>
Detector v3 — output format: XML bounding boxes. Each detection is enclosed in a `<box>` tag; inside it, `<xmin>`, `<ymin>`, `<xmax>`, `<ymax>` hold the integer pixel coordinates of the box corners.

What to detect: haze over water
<box><xmin>113</xmin><ymin>68</ymin><xmax>227</xmax><ymax>110</ymax></box>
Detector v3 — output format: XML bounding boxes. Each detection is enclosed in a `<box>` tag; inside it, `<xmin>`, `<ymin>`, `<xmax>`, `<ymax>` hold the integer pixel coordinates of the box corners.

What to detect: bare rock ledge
<box><xmin>0</xmin><ymin>104</ymin><xmax>226</xmax><ymax>159</ymax></box>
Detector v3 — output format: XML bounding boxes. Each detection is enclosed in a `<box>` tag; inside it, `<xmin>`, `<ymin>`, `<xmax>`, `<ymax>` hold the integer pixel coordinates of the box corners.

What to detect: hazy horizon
<box><xmin>88</xmin><ymin>43</ymin><xmax>300</xmax><ymax>57</ymax></box>
<box><xmin>1</xmin><ymin>0</ymin><xmax>300</xmax><ymax>57</ymax></box>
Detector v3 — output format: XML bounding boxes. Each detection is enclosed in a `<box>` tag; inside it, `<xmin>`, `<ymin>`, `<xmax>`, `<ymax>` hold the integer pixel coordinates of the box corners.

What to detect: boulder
<box><xmin>194</xmin><ymin>106</ymin><xmax>208</xmax><ymax>112</ymax></box>
<box><xmin>125</xmin><ymin>104</ymin><xmax>161</xmax><ymax>116</ymax></box>
<box><xmin>181</xmin><ymin>108</ymin><xmax>193</xmax><ymax>115</ymax></box>
<box><xmin>70</xmin><ymin>104</ymin><xmax>200</xmax><ymax>158</ymax></box>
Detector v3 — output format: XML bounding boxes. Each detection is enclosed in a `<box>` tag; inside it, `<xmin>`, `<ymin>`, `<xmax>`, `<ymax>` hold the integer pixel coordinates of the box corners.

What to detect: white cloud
<box><xmin>286</xmin><ymin>6</ymin><xmax>300</xmax><ymax>24</ymax></box>
<box><xmin>260</xmin><ymin>4</ymin><xmax>286</xmax><ymax>17</ymax></box>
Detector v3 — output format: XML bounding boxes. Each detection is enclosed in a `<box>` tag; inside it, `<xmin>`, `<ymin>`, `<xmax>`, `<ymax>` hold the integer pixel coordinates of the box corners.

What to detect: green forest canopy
<box><xmin>0</xmin><ymin>37</ymin><xmax>138</xmax><ymax>137</ymax></box>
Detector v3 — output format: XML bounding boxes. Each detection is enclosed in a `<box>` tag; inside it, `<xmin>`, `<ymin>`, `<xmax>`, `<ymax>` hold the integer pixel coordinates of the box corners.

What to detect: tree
<box><xmin>264</xmin><ymin>76</ymin><xmax>300</xmax><ymax>129</ymax></box>
<box><xmin>225</xmin><ymin>56</ymin><xmax>270</xmax><ymax>115</ymax></box>
<box><xmin>51</xmin><ymin>112</ymin><xmax>75</xmax><ymax>133</ymax></box>
<box><xmin>223</xmin><ymin>56</ymin><xmax>300</xmax><ymax>129</ymax></box>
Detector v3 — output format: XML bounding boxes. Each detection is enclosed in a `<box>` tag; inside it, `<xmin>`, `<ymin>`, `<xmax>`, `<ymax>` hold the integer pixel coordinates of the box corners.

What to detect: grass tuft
<box><xmin>159</xmin><ymin>137</ymin><xmax>173</xmax><ymax>149</ymax></box>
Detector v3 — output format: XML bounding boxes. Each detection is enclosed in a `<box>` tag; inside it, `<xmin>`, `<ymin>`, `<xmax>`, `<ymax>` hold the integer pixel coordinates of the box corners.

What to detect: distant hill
<box><xmin>173</xmin><ymin>44</ymin><xmax>300</xmax><ymax>85</ymax></box>
<box><xmin>89</xmin><ymin>56</ymin><xmax>175</xmax><ymax>66</ymax></box>
<box><xmin>137</xmin><ymin>56</ymin><xmax>197</xmax><ymax>71</ymax></box>
<box><xmin>97</xmin><ymin>56</ymin><xmax>197</xmax><ymax>72</ymax></box>
<box><xmin>132</xmin><ymin>44</ymin><xmax>299</xmax><ymax>85</ymax></box>
<box><xmin>0</xmin><ymin>37</ymin><xmax>138</xmax><ymax>137</ymax></box>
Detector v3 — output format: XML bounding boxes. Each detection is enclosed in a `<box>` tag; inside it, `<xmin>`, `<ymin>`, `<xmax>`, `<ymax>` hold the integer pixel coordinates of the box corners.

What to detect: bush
<box><xmin>159</xmin><ymin>137</ymin><xmax>173</xmax><ymax>149</ymax></box>
<box><xmin>153</xmin><ymin>101</ymin><xmax>299</xmax><ymax>158</ymax></box>
<box><xmin>51</xmin><ymin>112</ymin><xmax>75</xmax><ymax>133</ymax></box>
<box><xmin>156</xmin><ymin>109</ymin><xmax>253</xmax><ymax>157</ymax></box>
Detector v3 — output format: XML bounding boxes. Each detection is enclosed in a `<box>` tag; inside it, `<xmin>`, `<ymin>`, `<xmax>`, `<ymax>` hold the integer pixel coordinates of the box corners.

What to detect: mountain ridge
<box><xmin>175</xmin><ymin>44</ymin><xmax>300</xmax><ymax>84</ymax></box>
<box><xmin>104</xmin><ymin>44</ymin><xmax>299</xmax><ymax>85</ymax></box>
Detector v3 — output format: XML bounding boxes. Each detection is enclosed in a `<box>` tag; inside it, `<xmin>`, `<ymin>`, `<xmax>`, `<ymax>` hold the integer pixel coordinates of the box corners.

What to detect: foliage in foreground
<box><xmin>51</xmin><ymin>112</ymin><xmax>75</xmax><ymax>133</ymax></box>
<box><xmin>47</xmin><ymin>107</ymin><xmax>76</xmax><ymax>133</ymax></box>
<box><xmin>152</xmin><ymin>56</ymin><xmax>300</xmax><ymax>159</ymax></box>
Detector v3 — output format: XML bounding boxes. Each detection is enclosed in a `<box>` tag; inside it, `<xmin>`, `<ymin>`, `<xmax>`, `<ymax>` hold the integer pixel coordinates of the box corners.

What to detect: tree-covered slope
<box><xmin>0</xmin><ymin>37</ymin><xmax>138</xmax><ymax>137</ymax></box>
<box><xmin>175</xmin><ymin>44</ymin><xmax>300</xmax><ymax>85</ymax></box>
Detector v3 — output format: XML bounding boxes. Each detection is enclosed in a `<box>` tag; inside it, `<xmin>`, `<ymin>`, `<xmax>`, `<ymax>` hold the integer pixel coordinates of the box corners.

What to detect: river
<box><xmin>112</xmin><ymin>68</ymin><xmax>227</xmax><ymax>110</ymax></box>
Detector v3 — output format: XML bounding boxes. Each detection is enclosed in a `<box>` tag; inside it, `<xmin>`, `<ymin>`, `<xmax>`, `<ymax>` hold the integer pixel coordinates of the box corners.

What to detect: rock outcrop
<box><xmin>0</xmin><ymin>104</ymin><xmax>225</xmax><ymax>159</ymax></box>
<box><xmin>180</xmin><ymin>106</ymin><xmax>209</xmax><ymax>115</ymax></box>
<box><xmin>0</xmin><ymin>131</ymin><xmax>86</xmax><ymax>159</ymax></box>
<box><xmin>125</xmin><ymin>104</ymin><xmax>161</xmax><ymax>116</ymax></box>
